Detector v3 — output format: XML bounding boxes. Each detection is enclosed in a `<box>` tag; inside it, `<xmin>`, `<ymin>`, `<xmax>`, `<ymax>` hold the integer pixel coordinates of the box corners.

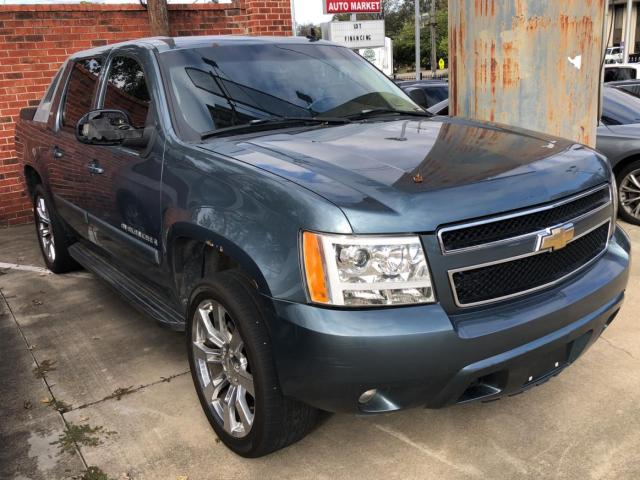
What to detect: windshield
<box><xmin>159</xmin><ymin>42</ymin><xmax>421</xmax><ymax>141</ymax></box>
<box><xmin>602</xmin><ymin>87</ymin><xmax>640</xmax><ymax>125</ymax></box>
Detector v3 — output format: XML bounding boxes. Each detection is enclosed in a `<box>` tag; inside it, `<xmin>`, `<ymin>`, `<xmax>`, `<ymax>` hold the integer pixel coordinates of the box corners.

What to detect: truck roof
<box><xmin>68</xmin><ymin>35</ymin><xmax>334</xmax><ymax>59</ymax></box>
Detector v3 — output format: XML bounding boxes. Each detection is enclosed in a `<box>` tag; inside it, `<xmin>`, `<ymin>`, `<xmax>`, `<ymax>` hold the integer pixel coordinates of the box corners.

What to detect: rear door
<box><xmin>82</xmin><ymin>48</ymin><xmax>167</xmax><ymax>290</ymax></box>
<box><xmin>48</xmin><ymin>57</ymin><xmax>104</xmax><ymax>235</ymax></box>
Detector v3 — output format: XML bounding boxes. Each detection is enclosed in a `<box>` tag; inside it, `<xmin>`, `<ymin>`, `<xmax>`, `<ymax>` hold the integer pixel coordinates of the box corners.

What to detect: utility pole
<box><xmin>430</xmin><ymin>0</ymin><xmax>436</xmax><ymax>75</ymax></box>
<box><xmin>449</xmin><ymin>1</ymin><xmax>606</xmax><ymax>148</ymax></box>
<box><xmin>147</xmin><ymin>0</ymin><xmax>170</xmax><ymax>37</ymax></box>
<box><xmin>624</xmin><ymin>0</ymin><xmax>633</xmax><ymax>62</ymax></box>
<box><xmin>415</xmin><ymin>0</ymin><xmax>420</xmax><ymax>80</ymax></box>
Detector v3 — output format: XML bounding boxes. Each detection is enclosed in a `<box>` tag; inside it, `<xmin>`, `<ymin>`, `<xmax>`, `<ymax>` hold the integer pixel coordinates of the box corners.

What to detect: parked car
<box><xmin>420</xmin><ymin>86</ymin><xmax>640</xmax><ymax>225</ymax></box>
<box><xmin>605</xmin><ymin>46</ymin><xmax>623</xmax><ymax>64</ymax></box>
<box><xmin>17</xmin><ymin>37</ymin><xmax>630</xmax><ymax>457</ymax></box>
<box><xmin>598</xmin><ymin>86</ymin><xmax>640</xmax><ymax>224</ymax></box>
<box><xmin>604</xmin><ymin>63</ymin><xmax>640</xmax><ymax>82</ymax></box>
<box><xmin>394</xmin><ymin>79</ymin><xmax>448</xmax><ymax>109</ymax></box>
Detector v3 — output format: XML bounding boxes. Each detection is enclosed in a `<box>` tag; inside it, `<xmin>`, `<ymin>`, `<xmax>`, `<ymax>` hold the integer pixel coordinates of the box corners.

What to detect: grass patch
<box><xmin>81</xmin><ymin>466</ymin><xmax>111</xmax><ymax>480</ymax></box>
<box><xmin>110</xmin><ymin>386</ymin><xmax>134</xmax><ymax>401</ymax></box>
<box><xmin>44</xmin><ymin>397</ymin><xmax>72</xmax><ymax>413</ymax></box>
<box><xmin>32</xmin><ymin>359</ymin><xmax>56</xmax><ymax>378</ymax></box>
<box><xmin>51</xmin><ymin>423</ymin><xmax>116</xmax><ymax>454</ymax></box>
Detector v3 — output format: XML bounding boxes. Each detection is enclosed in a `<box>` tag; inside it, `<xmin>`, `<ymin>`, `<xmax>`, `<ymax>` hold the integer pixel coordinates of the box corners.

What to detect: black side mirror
<box><xmin>76</xmin><ymin>109</ymin><xmax>143</xmax><ymax>145</ymax></box>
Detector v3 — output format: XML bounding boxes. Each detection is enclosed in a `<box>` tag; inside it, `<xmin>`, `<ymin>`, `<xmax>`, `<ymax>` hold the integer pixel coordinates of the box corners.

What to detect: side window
<box><xmin>62</xmin><ymin>58</ymin><xmax>102</xmax><ymax>128</ymax></box>
<box><xmin>619</xmin><ymin>68</ymin><xmax>637</xmax><ymax>81</ymax></box>
<box><xmin>604</xmin><ymin>69</ymin><xmax>616</xmax><ymax>83</ymax></box>
<box><xmin>34</xmin><ymin>66</ymin><xmax>64</xmax><ymax>123</ymax></box>
<box><xmin>43</xmin><ymin>67</ymin><xmax>63</xmax><ymax>103</ymax></box>
<box><xmin>103</xmin><ymin>56</ymin><xmax>150</xmax><ymax>129</ymax></box>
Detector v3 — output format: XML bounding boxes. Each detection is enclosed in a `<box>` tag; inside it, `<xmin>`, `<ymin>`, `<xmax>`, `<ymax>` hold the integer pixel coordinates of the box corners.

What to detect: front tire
<box><xmin>186</xmin><ymin>271</ymin><xmax>317</xmax><ymax>457</ymax></box>
<box><xmin>32</xmin><ymin>184</ymin><xmax>78</xmax><ymax>273</ymax></box>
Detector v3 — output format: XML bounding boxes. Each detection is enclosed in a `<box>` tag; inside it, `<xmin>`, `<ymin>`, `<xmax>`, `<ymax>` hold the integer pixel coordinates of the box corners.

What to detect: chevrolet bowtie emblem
<box><xmin>537</xmin><ymin>223</ymin><xmax>575</xmax><ymax>252</ymax></box>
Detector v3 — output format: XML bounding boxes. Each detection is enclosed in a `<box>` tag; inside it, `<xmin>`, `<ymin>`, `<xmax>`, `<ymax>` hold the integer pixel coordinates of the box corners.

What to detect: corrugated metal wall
<box><xmin>449</xmin><ymin>0</ymin><xmax>606</xmax><ymax>147</ymax></box>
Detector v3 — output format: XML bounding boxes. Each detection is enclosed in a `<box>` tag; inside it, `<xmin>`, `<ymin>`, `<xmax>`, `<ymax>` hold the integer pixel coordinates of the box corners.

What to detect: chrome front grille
<box><xmin>450</xmin><ymin>221</ymin><xmax>610</xmax><ymax>306</ymax></box>
<box><xmin>438</xmin><ymin>184</ymin><xmax>613</xmax><ymax>308</ymax></box>
<box><xmin>439</xmin><ymin>186</ymin><xmax>611</xmax><ymax>253</ymax></box>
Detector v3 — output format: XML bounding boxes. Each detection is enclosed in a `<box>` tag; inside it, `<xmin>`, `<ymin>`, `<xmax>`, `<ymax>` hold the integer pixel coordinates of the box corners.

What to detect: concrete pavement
<box><xmin>1</xmin><ymin>223</ymin><xmax>639</xmax><ymax>480</ymax></box>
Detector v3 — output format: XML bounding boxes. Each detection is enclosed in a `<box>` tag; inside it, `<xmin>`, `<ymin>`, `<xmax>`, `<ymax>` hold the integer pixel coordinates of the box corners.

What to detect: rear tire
<box><xmin>186</xmin><ymin>271</ymin><xmax>317</xmax><ymax>457</ymax></box>
<box><xmin>32</xmin><ymin>184</ymin><xmax>78</xmax><ymax>273</ymax></box>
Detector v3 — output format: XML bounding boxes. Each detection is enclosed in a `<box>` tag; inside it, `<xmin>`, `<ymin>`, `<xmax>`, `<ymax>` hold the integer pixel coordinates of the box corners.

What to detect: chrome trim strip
<box><xmin>438</xmin><ymin>184</ymin><xmax>611</xmax><ymax>255</ymax></box>
<box><xmin>448</xmin><ymin>219</ymin><xmax>611</xmax><ymax>308</ymax></box>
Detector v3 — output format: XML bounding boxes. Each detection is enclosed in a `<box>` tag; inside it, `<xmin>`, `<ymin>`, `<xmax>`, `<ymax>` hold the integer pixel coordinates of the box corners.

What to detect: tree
<box><xmin>297</xmin><ymin>23</ymin><xmax>322</xmax><ymax>39</ymax></box>
<box><xmin>331</xmin><ymin>0</ymin><xmax>448</xmax><ymax>72</ymax></box>
<box><xmin>147</xmin><ymin>0</ymin><xmax>170</xmax><ymax>37</ymax></box>
<box><xmin>391</xmin><ymin>0</ymin><xmax>448</xmax><ymax>71</ymax></box>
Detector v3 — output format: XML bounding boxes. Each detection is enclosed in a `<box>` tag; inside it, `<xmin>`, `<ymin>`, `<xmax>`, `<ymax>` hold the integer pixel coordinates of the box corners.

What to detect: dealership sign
<box><xmin>323</xmin><ymin>1</ymin><xmax>382</xmax><ymax>14</ymax></box>
<box><xmin>321</xmin><ymin>20</ymin><xmax>385</xmax><ymax>49</ymax></box>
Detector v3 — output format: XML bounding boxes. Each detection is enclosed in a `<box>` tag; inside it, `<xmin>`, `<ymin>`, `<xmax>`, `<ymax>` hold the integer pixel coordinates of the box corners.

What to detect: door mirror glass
<box><xmin>75</xmin><ymin>109</ymin><xmax>143</xmax><ymax>145</ymax></box>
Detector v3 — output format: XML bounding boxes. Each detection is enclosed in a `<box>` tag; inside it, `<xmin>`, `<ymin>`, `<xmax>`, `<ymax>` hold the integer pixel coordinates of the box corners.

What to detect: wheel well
<box><xmin>172</xmin><ymin>237</ymin><xmax>241</xmax><ymax>309</ymax></box>
<box><xmin>612</xmin><ymin>154</ymin><xmax>640</xmax><ymax>178</ymax></box>
<box><xmin>23</xmin><ymin>166</ymin><xmax>41</xmax><ymax>199</ymax></box>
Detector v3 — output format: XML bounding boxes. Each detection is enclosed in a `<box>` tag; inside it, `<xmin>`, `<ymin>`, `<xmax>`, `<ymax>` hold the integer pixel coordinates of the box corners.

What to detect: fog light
<box><xmin>358</xmin><ymin>389</ymin><xmax>378</xmax><ymax>404</ymax></box>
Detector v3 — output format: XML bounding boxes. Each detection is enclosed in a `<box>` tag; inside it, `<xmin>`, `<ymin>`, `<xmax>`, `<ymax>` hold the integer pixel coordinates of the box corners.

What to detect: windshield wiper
<box><xmin>346</xmin><ymin>108</ymin><xmax>433</xmax><ymax>120</ymax></box>
<box><xmin>200</xmin><ymin>116</ymin><xmax>351</xmax><ymax>140</ymax></box>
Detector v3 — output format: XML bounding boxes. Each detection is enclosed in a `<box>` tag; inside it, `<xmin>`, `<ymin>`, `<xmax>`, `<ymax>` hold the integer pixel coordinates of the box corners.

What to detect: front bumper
<box><xmin>264</xmin><ymin>226</ymin><xmax>631</xmax><ymax>413</ymax></box>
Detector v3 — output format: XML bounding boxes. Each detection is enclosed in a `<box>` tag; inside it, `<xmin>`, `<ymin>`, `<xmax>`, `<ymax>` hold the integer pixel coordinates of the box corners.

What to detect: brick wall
<box><xmin>0</xmin><ymin>1</ymin><xmax>292</xmax><ymax>226</ymax></box>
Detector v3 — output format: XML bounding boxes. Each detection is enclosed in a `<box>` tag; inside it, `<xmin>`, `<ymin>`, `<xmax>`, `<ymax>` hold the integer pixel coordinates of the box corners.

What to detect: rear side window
<box><xmin>617</xmin><ymin>68</ymin><xmax>637</xmax><ymax>81</ymax></box>
<box><xmin>62</xmin><ymin>58</ymin><xmax>102</xmax><ymax>127</ymax></box>
<box><xmin>605</xmin><ymin>69</ymin><xmax>618</xmax><ymax>82</ymax></box>
<box><xmin>605</xmin><ymin>67</ymin><xmax>637</xmax><ymax>82</ymax></box>
<box><xmin>33</xmin><ymin>64</ymin><xmax>65</xmax><ymax>123</ymax></box>
<box><xmin>103</xmin><ymin>56</ymin><xmax>150</xmax><ymax>129</ymax></box>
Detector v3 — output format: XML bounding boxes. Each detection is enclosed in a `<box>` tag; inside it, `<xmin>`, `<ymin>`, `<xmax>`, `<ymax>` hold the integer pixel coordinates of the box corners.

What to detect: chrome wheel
<box><xmin>620</xmin><ymin>169</ymin><xmax>640</xmax><ymax>220</ymax></box>
<box><xmin>35</xmin><ymin>196</ymin><xmax>56</xmax><ymax>263</ymax></box>
<box><xmin>192</xmin><ymin>299</ymin><xmax>255</xmax><ymax>438</ymax></box>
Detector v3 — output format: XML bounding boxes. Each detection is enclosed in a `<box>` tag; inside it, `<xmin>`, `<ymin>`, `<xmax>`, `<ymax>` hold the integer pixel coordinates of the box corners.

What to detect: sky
<box><xmin>292</xmin><ymin>0</ymin><xmax>333</xmax><ymax>26</ymax></box>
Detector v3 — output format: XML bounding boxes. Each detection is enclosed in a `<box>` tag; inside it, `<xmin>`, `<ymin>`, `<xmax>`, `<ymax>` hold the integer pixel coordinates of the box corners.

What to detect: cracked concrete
<box><xmin>0</xmin><ymin>289</ymin><xmax>85</xmax><ymax>479</ymax></box>
<box><xmin>1</xmin><ymin>222</ymin><xmax>639</xmax><ymax>479</ymax></box>
<box><xmin>73</xmin><ymin>370</ymin><xmax>190</xmax><ymax>411</ymax></box>
<box><xmin>599</xmin><ymin>335</ymin><xmax>637</xmax><ymax>360</ymax></box>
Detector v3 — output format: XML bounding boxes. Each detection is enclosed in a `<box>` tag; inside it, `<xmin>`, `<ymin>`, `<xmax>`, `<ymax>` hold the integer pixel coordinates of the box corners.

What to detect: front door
<box><xmin>83</xmin><ymin>52</ymin><xmax>166</xmax><ymax>290</ymax></box>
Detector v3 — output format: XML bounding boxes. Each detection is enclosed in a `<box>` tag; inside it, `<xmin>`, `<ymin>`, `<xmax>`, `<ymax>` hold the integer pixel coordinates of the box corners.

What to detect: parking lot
<box><xmin>1</xmin><ymin>222</ymin><xmax>639</xmax><ymax>480</ymax></box>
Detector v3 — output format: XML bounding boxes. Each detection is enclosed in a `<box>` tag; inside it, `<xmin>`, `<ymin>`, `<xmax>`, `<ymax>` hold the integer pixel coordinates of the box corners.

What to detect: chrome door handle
<box><xmin>53</xmin><ymin>146</ymin><xmax>64</xmax><ymax>159</ymax></box>
<box><xmin>87</xmin><ymin>162</ymin><xmax>104</xmax><ymax>175</ymax></box>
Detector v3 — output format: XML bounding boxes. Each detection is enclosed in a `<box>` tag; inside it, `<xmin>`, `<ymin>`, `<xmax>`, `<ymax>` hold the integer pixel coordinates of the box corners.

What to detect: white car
<box><xmin>604</xmin><ymin>63</ymin><xmax>640</xmax><ymax>82</ymax></box>
<box><xmin>605</xmin><ymin>46</ymin><xmax>623</xmax><ymax>64</ymax></box>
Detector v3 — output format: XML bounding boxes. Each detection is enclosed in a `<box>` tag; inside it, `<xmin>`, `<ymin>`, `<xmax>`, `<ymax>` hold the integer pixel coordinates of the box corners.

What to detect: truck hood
<box><xmin>201</xmin><ymin>117</ymin><xmax>610</xmax><ymax>233</ymax></box>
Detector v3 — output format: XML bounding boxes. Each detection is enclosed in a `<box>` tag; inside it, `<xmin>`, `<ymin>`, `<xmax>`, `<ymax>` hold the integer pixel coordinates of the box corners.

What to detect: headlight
<box><xmin>301</xmin><ymin>231</ymin><xmax>436</xmax><ymax>306</ymax></box>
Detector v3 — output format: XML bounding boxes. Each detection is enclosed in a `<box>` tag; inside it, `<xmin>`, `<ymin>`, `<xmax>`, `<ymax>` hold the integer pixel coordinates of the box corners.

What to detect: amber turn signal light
<box><xmin>302</xmin><ymin>231</ymin><xmax>329</xmax><ymax>303</ymax></box>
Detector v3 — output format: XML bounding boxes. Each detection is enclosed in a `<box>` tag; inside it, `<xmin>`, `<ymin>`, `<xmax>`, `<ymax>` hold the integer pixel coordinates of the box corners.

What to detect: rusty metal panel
<box><xmin>449</xmin><ymin>0</ymin><xmax>606</xmax><ymax>147</ymax></box>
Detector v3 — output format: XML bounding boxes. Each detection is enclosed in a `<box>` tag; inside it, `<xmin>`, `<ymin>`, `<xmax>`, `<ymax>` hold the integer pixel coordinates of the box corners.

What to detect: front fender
<box><xmin>161</xmin><ymin>144</ymin><xmax>352</xmax><ymax>304</ymax></box>
<box><xmin>166</xmin><ymin>221</ymin><xmax>271</xmax><ymax>296</ymax></box>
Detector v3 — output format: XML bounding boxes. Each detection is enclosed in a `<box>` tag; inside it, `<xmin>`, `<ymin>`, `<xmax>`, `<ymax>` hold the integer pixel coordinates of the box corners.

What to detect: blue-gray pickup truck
<box><xmin>16</xmin><ymin>36</ymin><xmax>631</xmax><ymax>457</ymax></box>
